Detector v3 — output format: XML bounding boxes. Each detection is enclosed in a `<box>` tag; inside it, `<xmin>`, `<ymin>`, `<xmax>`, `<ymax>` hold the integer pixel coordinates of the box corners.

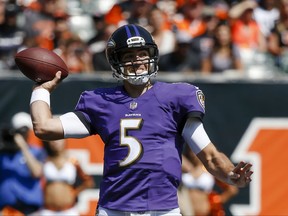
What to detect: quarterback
<box><xmin>29</xmin><ymin>24</ymin><xmax>253</xmax><ymax>216</ymax></box>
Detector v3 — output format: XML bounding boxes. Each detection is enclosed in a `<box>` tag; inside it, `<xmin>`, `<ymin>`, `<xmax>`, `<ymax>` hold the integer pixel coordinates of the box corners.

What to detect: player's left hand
<box><xmin>227</xmin><ymin>161</ymin><xmax>253</xmax><ymax>188</ymax></box>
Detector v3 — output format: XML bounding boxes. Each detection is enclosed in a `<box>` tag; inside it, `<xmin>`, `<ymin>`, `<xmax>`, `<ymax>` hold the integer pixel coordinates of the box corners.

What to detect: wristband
<box><xmin>30</xmin><ymin>88</ymin><xmax>50</xmax><ymax>106</ymax></box>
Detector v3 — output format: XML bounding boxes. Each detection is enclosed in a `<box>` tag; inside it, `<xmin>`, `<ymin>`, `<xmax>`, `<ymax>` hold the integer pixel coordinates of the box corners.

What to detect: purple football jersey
<box><xmin>74</xmin><ymin>81</ymin><xmax>205</xmax><ymax>211</ymax></box>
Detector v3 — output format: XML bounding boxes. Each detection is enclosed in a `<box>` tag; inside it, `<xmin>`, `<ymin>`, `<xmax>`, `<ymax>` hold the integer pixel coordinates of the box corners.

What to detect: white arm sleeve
<box><xmin>182</xmin><ymin>117</ymin><xmax>211</xmax><ymax>154</ymax></box>
<box><xmin>59</xmin><ymin>112</ymin><xmax>90</xmax><ymax>138</ymax></box>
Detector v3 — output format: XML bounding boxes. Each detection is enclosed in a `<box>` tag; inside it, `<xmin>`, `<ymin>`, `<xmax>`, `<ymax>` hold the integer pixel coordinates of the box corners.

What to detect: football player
<box><xmin>29</xmin><ymin>24</ymin><xmax>253</xmax><ymax>216</ymax></box>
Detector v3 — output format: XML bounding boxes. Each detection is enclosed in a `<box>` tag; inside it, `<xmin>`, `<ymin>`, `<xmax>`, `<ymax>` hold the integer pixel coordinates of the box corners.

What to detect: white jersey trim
<box><xmin>59</xmin><ymin>112</ymin><xmax>90</xmax><ymax>138</ymax></box>
<box><xmin>182</xmin><ymin>117</ymin><xmax>211</xmax><ymax>154</ymax></box>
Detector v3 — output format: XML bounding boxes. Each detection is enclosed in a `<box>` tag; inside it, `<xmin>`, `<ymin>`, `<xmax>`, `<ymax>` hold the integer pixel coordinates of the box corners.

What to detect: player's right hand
<box><xmin>33</xmin><ymin>71</ymin><xmax>62</xmax><ymax>93</ymax></box>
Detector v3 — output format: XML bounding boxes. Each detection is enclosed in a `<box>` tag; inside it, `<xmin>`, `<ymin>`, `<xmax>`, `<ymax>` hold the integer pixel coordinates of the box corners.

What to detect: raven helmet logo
<box><xmin>107</xmin><ymin>39</ymin><xmax>115</xmax><ymax>48</ymax></box>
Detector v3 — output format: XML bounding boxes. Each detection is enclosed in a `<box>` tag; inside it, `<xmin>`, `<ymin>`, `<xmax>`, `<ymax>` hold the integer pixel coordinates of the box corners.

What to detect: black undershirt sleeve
<box><xmin>73</xmin><ymin>111</ymin><xmax>92</xmax><ymax>134</ymax></box>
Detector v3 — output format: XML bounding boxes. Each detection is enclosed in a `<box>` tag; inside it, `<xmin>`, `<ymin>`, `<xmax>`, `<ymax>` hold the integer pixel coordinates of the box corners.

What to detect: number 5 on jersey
<box><xmin>119</xmin><ymin>119</ymin><xmax>143</xmax><ymax>167</ymax></box>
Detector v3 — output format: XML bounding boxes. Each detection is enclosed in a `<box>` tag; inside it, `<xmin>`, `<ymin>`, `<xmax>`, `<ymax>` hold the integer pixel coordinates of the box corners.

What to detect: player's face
<box><xmin>120</xmin><ymin>49</ymin><xmax>150</xmax><ymax>76</ymax></box>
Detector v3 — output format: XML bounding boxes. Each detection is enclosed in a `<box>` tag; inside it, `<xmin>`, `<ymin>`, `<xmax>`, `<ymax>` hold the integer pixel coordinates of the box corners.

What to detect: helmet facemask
<box><xmin>112</xmin><ymin>47</ymin><xmax>158</xmax><ymax>85</ymax></box>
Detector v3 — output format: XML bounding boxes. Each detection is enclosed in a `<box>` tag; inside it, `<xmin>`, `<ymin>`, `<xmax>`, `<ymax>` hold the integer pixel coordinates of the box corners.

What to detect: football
<box><xmin>15</xmin><ymin>47</ymin><xmax>69</xmax><ymax>83</ymax></box>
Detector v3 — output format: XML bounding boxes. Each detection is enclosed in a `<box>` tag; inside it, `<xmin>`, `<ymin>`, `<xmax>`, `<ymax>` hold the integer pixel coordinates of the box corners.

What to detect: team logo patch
<box><xmin>196</xmin><ymin>90</ymin><xmax>205</xmax><ymax>110</ymax></box>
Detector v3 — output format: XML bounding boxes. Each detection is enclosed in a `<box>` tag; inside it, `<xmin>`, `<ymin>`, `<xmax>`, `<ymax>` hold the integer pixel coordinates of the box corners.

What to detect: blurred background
<box><xmin>1</xmin><ymin>0</ymin><xmax>288</xmax><ymax>215</ymax></box>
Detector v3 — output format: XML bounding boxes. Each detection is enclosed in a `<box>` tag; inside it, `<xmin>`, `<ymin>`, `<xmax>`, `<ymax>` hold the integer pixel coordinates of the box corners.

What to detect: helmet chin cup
<box><xmin>126</xmin><ymin>74</ymin><xmax>150</xmax><ymax>85</ymax></box>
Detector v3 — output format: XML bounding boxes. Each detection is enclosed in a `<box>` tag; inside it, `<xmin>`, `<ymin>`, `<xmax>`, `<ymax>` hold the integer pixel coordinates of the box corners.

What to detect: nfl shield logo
<box><xmin>130</xmin><ymin>101</ymin><xmax>138</xmax><ymax>110</ymax></box>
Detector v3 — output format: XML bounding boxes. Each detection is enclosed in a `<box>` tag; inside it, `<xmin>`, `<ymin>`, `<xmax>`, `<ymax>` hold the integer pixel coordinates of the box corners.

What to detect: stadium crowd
<box><xmin>0</xmin><ymin>0</ymin><xmax>287</xmax><ymax>77</ymax></box>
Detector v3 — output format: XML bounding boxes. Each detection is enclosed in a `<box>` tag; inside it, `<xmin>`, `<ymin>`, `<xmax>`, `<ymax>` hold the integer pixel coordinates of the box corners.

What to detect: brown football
<box><xmin>15</xmin><ymin>47</ymin><xmax>69</xmax><ymax>83</ymax></box>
